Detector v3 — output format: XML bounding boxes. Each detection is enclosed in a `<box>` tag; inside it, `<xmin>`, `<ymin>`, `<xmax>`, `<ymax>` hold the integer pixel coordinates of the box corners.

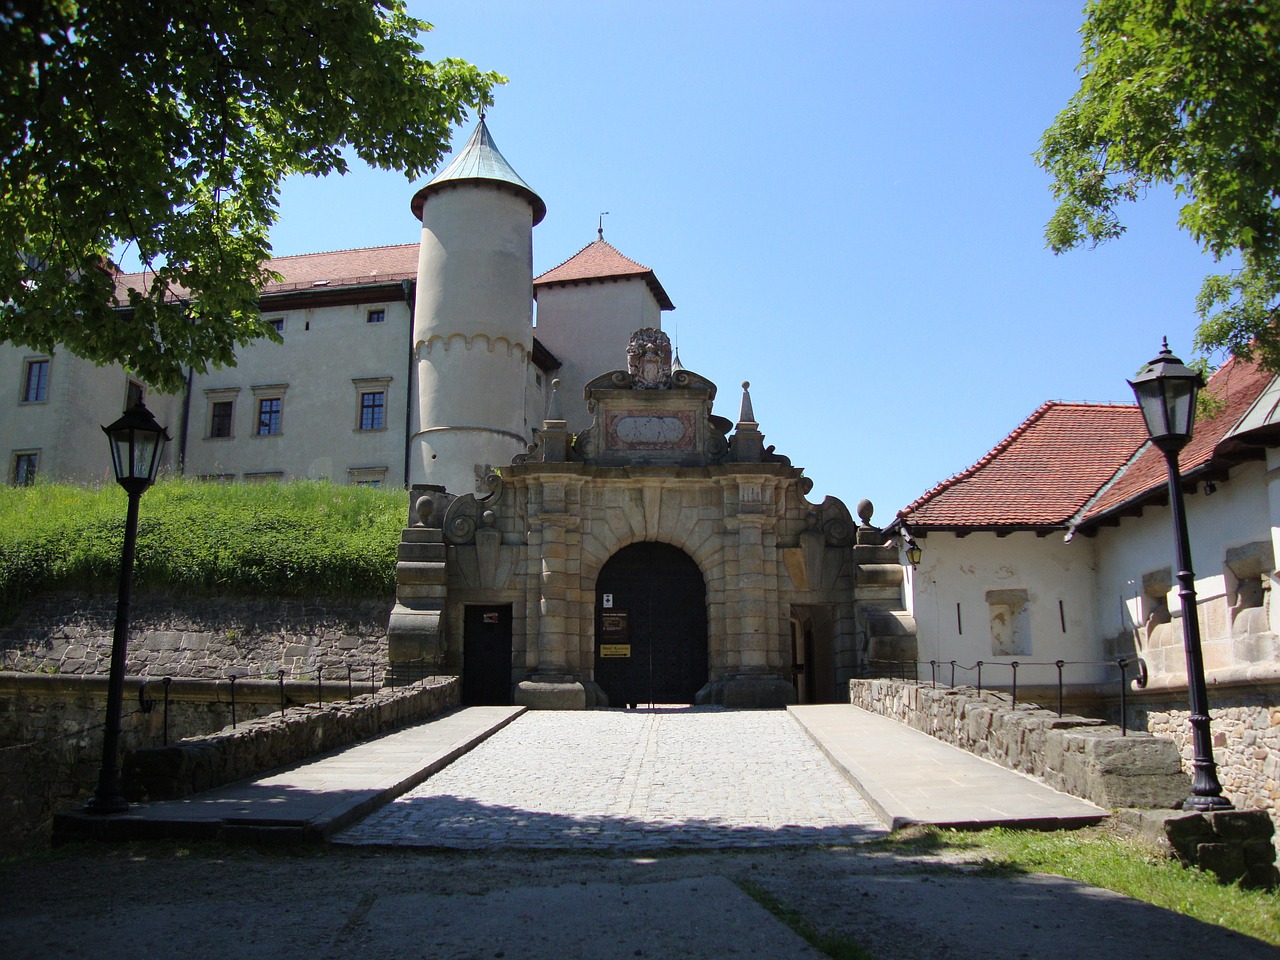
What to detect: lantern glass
<box><xmin>1128</xmin><ymin>341</ymin><xmax>1203</xmax><ymax>452</ymax></box>
<box><xmin>102</xmin><ymin>401</ymin><xmax>170</xmax><ymax>489</ymax></box>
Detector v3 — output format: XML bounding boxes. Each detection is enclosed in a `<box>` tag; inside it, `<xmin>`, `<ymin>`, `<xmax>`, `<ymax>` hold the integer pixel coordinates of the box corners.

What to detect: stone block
<box><xmin>1196</xmin><ymin>842</ymin><xmax>1247</xmax><ymax>884</ymax></box>
<box><xmin>1207</xmin><ymin>809</ymin><xmax>1274</xmax><ymax>841</ymax></box>
<box><xmin>514</xmin><ymin>679</ymin><xmax>585</xmax><ymax>710</ymax></box>
<box><xmin>1163</xmin><ymin>812</ymin><xmax>1214</xmax><ymax>861</ymax></box>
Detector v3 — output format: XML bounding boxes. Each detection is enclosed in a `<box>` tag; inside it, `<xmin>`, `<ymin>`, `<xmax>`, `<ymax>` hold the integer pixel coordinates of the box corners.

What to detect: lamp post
<box><xmin>1128</xmin><ymin>340</ymin><xmax>1232</xmax><ymax>812</ymax></box>
<box><xmin>85</xmin><ymin>399</ymin><xmax>170</xmax><ymax>814</ymax></box>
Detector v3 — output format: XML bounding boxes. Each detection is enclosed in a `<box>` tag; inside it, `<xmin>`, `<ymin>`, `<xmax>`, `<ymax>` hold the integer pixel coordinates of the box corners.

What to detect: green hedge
<box><xmin>0</xmin><ymin>479</ymin><xmax>404</xmax><ymax>620</ymax></box>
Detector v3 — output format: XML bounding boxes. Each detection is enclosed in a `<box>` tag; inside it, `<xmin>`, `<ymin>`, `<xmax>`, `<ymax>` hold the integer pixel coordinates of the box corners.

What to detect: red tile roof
<box><xmin>1079</xmin><ymin>356</ymin><xmax>1275</xmax><ymax>524</ymax></box>
<box><xmin>533</xmin><ymin>239</ymin><xmax>675</xmax><ymax>310</ymax></box>
<box><xmin>899</xmin><ymin>402</ymin><xmax>1149</xmax><ymax>530</ymax></box>
<box><xmin>113</xmin><ymin>244</ymin><xmax>419</xmax><ymax>302</ymax></box>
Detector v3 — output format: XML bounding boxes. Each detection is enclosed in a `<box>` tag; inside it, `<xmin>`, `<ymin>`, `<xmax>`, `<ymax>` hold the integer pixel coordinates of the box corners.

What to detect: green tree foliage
<box><xmin>0</xmin><ymin>1</ymin><xmax>502</xmax><ymax>392</ymax></box>
<box><xmin>1038</xmin><ymin>0</ymin><xmax>1280</xmax><ymax>367</ymax></box>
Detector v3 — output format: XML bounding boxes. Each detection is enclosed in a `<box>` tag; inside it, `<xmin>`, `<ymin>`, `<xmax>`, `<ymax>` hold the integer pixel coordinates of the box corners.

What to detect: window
<box><xmin>359</xmin><ymin>391</ymin><xmax>386</xmax><ymax>430</ymax></box>
<box><xmin>126</xmin><ymin>380</ymin><xmax>144</xmax><ymax>409</ymax></box>
<box><xmin>352</xmin><ymin>376</ymin><xmax>391</xmax><ymax>431</ymax></box>
<box><xmin>244</xmin><ymin>471</ymin><xmax>284</xmax><ymax>483</ymax></box>
<box><xmin>11</xmin><ymin>451</ymin><xmax>38</xmax><ymax>486</ymax></box>
<box><xmin>348</xmin><ymin>466</ymin><xmax>388</xmax><ymax>487</ymax></box>
<box><xmin>366</xmin><ymin>309</ymin><xmax>385</xmax><ymax>324</ymax></box>
<box><xmin>256</xmin><ymin>397</ymin><xmax>282</xmax><ymax>436</ymax></box>
<box><xmin>210</xmin><ymin>401</ymin><xmax>234</xmax><ymax>438</ymax></box>
<box><xmin>203</xmin><ymin>388</ymin><xmax>239</xmax><ymax>439</ymax></box>
<box><xmin>267</xmin><ymin>317</ymin><xmax>285</xmax><ymax>334</ymax></box>
<box><xmin>251</xmin><ymin>384</ymin><xmax>286</xmax><ymax>437</ymax></box>
<box><xmin>197</xmin><ymin>473</ymin><xmax>235</xmax><ymax>482</ymax></box>
<box><xmin>21</xmin><ymin>359</ymin><xmax>49</xmax><ymax>403</ymax></box>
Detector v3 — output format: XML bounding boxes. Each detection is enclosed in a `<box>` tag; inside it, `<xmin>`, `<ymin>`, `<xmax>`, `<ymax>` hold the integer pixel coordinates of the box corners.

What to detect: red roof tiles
<box><xmin>114</xmin><ymin>244</ymin><xmax>419</xmax><ymax>302</ymax></box>
<box><xmin>534</xmin><ymin>239</ymin><xmax>675</xmax><ymax>310</ymax></box>
<box><xmin>899</xmin><ymin>358</ymin><xmax>1279</xmax><ymax>532</ymax></box>
<box><xmin>899</xmin><ymin>402</ymin><xmax>1149</xmax><ymax>530</ymax></box>
<box><xmin>1080</xmin><ymin>356</ymin><xmax>1275</xmax><ymax>524</ymax></box>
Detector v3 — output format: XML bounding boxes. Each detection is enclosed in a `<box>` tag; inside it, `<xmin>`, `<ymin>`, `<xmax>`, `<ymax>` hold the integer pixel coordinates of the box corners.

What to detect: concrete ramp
<box><xmin>55</xmin><ymin>706</ymin><xmax>525</xmax><ymax>843</ymax></box>
<box><xmin>789</xmin><ymin>704</ymin><xmax>1108</xmax><ymax>830</ymax></box>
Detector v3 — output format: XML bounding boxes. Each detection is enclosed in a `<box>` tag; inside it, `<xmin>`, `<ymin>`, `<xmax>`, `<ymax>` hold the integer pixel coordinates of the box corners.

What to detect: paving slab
<box><xmin>789</xmin><ymin>703</ymin><xmax>1109</xmax><ymax>829</ymax></box>
<box><xmin>54</xmin><ymin>705</ymin><xmax>524</xmax><ymax>843</ymax></box>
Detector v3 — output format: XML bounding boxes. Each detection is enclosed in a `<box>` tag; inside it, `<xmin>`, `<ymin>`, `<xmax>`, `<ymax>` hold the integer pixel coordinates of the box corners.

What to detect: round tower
<box><xmin>409</xmin><ymin>117</ymin><xmax>547</xmax><ymax>495</ymax></box>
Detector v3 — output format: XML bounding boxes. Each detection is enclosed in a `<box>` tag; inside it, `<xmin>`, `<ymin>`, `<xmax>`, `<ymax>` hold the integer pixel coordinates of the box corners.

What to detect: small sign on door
<box><xmin>602</xmin><ymin>593</ymin><xmax>613</xmax><ymax>609</ymax></box>
<box><xmin>483</xmin><ymin>613</ymin><xmax>499</xmax><ymax>623</ymax></box>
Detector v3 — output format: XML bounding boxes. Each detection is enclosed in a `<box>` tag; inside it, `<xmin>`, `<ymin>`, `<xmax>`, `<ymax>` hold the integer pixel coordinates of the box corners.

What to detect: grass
<box><xmin>875</xmin><ymin>825</ymin><xmax>1280</xmax><ymax>946</ymax></box>
<box><xmin>0</xmin><ymin>478</ymin><xmax>404</xmax><ymax>621</ymax></box>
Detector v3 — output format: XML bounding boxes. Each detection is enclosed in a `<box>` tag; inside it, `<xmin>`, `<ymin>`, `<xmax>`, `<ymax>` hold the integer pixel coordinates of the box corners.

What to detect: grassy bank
<box><xmin>0</xmin><ymin>479</ymin><xmax>403</xmax><ymax>620</ymax></box>
<box><xmin>879</xmin><ymin>825</ymin><xmax>1280</xmax><ymax>946</ymax></box>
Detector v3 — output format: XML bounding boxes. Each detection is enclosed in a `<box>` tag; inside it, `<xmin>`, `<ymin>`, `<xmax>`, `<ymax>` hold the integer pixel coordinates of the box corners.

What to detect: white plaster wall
<box><xmin>910</xmin><ymin>531</ymin><xmax>1104</xmax><ymax>685</ymax></box>
<box><xmin>184</xmin><ymin>299</ymin><xmax>409</xmax><ymax>485</ymax></box>
<box><xmin>1266</xmin><ymin>446</ymin><xmax>1280</xmax><ymax>635</ymax></box>
<box><xmin>534</xmin><ymin>279</ymin><xmax>662</xmax><ymax>433</ymax></box>
<box><xmin>414</xmin><ymin>187</ymin><xmax>534</xmax><ymax>345</ymax></box>
<box><xmin>411</xmin><ymin>186</ymin><xmax>536</xmax><ymax>492</ymax></box>
<box><xmin>1092</xmin><ymin>458</ymin><xmax>1273</xmax><ymax>681</ymax></box>
<box><xmin>1</xmin><ymin>344</ymin><xmax>182</xmax><ymax>485</ymax></box>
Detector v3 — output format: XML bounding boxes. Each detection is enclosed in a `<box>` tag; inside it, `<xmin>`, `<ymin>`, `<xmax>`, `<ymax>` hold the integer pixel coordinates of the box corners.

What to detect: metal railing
<box><xmin>2</xmin><ymin>660</ymin><xmax>389</xmax><ymax>749</ymax></box>
<box><xmin>856</xmin><ymin>655</ymin><xmax>1148</xmax><ymax>735</ymax></box>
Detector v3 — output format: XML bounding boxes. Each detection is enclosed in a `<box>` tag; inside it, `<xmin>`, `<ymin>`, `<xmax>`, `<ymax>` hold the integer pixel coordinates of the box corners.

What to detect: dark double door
<box><xmin>594</xmin><ymin>542</ymin><xmax>708</xmax><ymax>706</ymax></box>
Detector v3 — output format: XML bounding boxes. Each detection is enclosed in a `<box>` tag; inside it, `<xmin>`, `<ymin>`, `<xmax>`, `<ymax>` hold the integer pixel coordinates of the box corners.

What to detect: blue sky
<box><xmin>270</xmin><ymin>1</ymin><xmax>1225</xmax><ymax>518</ymax></box>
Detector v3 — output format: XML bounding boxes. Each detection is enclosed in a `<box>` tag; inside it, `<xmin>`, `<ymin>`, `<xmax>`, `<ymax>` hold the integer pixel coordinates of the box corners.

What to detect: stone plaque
<box><xmin>606</xmin><ymin>409</ymin><xmax>696</xmax><ymax>451</ymax></box>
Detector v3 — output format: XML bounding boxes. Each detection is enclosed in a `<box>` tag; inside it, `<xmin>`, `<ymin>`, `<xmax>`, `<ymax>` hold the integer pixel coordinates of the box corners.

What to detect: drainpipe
<box><xmin>402</xmin><ymin>278</ymin><xmax>415</xmax><ymax>490</ymax></box>
<box><xmin>177</xmin><ymin>364</ymin><xmax>193</xmax><ymax>476</ymax></box>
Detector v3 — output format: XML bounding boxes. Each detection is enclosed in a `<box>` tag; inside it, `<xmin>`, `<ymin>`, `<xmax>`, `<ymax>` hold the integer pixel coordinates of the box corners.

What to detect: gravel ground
<box><xmin>3</xmin><ymin>839</ymin><xmax>1276</xmax><ymax>960</ymax></box>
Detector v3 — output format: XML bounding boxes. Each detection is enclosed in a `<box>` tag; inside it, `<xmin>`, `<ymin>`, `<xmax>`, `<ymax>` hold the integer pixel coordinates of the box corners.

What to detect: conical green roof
<box><xmin>410</xmin><ymin>118</ymin><xmax>546</xmax><ymax>224</ymax></box>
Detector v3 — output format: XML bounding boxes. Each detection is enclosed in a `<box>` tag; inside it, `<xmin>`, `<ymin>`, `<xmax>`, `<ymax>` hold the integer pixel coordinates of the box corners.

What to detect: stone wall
<box><xmin>0</xmin><ymin>672</ymin><xmax>378</xmax><ymax>853</ymax></box>
<box><xmin>1</xmin><ymin>592</ymin><xmax>391</xmax><ymax>680</ymax></box>
<box><xmin>124</xmin><ymin>676</ymin><xmax>458</xmax><ymax>801</ymax></box>
<box><xmin>849</xmin><ymin>678</ymin><xmax>1187</xmax><ymax>810</ymax></box>
<box><xmin>1128</xmin><ymin>682</ymin><xmax>1280</xmax><ymax>846</ymax></box>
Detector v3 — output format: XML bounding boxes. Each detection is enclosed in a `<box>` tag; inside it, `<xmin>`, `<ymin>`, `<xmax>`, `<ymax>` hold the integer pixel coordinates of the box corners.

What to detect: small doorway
<box><xmin>790</xmin><ymin>604</ymin><xmax>837</xmax><ymax>703</ymax></box>
<box><xmin>462</xmin><ymin>604</ymin><xmax>513</xmax><ymax>705</ymax></box>
<box><xmin>594</xmin><ymin>542</ymin><xmax>707</xmax><ymax>706</ymax></box>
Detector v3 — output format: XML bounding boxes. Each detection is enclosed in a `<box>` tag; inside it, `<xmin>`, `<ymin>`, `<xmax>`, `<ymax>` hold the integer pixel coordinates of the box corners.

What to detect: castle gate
<box><xmin>594</xmin><ymin>543</ymin><xmax>708</xmax><ymax>706</ymax></box>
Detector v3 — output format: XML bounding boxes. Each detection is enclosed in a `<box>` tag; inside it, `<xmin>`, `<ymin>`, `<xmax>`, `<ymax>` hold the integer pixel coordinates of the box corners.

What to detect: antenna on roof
<box><xmin>598</xmin><ymin>211</ymin><xmax>609</xmax><ymax>240</ymax></box>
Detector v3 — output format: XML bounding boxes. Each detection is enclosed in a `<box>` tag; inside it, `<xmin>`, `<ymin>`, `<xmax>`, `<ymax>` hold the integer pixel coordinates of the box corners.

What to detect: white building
<box><xmin>895</xmin><ymin>355</ymin><xmax>1280</xmax><ymax>815</ymax></box>
<box><xmin>1</xmin><ymin>118</ymin><xmax>669</xmax><ymax>495</ymax></box>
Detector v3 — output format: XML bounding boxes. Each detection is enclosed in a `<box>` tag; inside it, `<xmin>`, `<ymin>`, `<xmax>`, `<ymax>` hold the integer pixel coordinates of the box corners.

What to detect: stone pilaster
<box><xmin>514</xmin><ymin>479</ymin><xmax>586</xmax><ymax>708</ymax></box>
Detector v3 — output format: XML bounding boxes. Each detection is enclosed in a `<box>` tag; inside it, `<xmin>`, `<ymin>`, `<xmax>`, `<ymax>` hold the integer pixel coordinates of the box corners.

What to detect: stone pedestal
<box><xmin>697</xmin><ymin>670</ymin><xmax>797</xmax><ymax>708</ymax></box>
<box><xmin>514</xmin><ymin>676</ymin><xmax>587</xmax><ymax>710</ymax></box>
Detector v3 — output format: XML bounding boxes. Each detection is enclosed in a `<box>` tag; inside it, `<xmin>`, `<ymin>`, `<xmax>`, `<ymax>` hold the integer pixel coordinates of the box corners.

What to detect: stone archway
<box><xmin>593</xmin><ymin>542</ymin><xmax>708</xmax><ymax>706</ymax></box>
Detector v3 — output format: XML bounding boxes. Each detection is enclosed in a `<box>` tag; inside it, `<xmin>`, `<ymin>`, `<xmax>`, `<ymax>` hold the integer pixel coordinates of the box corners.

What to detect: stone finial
<box><xmin>546</xmin><ymin>378</ymin><xmax>564</xmax><ymax>423</ymax></box>
<box><xmin>413</xmin><ymin>495</ymin><xmax>434</xmax><ymax>527</ymax></box>
<box><xmin>855</xmin><ymin>499</ymin><xmax>885</xmax><ymax>545</ymax></box>
<box><xmin>738</xmin><ymin>381</ymin><xmax>757</xmax><ymax>427</ymax></box>
<box><xmin>672</xmin><ymin>346</ymin><xmax>684</xmax><ymax>372</ymax></box>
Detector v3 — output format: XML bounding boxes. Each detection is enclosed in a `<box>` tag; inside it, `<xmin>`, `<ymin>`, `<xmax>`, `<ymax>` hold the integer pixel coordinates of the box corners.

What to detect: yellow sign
<box><xmin>600</xmin><ymin>644</ymin><xmax>631</xmax><ymax>658</ymax></box>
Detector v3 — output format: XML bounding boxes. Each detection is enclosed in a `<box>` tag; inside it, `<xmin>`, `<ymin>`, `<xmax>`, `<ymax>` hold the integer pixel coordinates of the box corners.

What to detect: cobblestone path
<box><xmin>335</xmin><ymin>708</ymin><xmax>886</xmax><ymax>850</ymax></box>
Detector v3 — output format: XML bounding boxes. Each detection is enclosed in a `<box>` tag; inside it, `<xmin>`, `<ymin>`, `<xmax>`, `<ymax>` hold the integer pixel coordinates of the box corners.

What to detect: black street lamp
<box><xmin>85</xmin><ymin>400</ymin><xmax>170</xmax><ymax>814</ymax></box>
<box><xmin>1128</xmin><ymin>339</ymin><xmax>1233</xmax><ymax>812</ymax></box>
